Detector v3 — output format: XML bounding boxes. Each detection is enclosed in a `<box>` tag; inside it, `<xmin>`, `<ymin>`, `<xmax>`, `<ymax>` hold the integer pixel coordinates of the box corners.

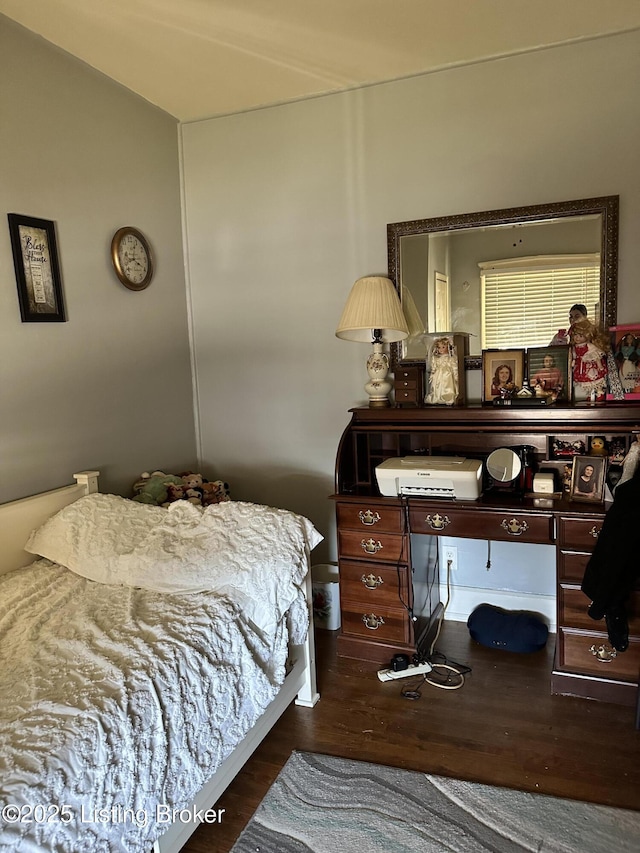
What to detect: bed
<box><xmin>0</xmin><ymin>471</ymin><xmax>320</xmax><ymax>853</ymax></box>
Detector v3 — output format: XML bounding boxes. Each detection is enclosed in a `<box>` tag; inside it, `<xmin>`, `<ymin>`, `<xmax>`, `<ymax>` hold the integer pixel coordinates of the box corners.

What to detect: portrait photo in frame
<box><xmin>526</xmin><ymin>345</ymin><xmax>571</xmax><ymax>402</ymax></box>
<box><xmin>569</xmin><ymin>455</ymin><xmax>606</xmax><ymax>503</ymax></box>
<box><xmin>482</xmin><ymin>349</ymin><xmax>525</xmax><ymax>402</ymax></box>
<box><xmin>606</xmin><ymin>323</ymin><xmax>640</xmax><ymax>400</ymax></box>
<box><xmin>7</xmin><ymin>213</ymin><xmax>66</xmax><ymax>322</ymax></box>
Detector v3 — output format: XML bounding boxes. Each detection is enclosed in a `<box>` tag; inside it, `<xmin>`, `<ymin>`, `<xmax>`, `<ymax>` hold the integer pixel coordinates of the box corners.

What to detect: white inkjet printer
<box><xmin>375</xmin><ymin>456</ymin><xmax>483</xmax><ymax>501</ymax></box>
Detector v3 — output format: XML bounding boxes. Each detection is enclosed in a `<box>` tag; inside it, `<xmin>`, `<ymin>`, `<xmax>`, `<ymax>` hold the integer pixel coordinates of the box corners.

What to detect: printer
<box><xmin>375</xmin><ymin>456</ymin><xmax>483</xmax><ymax>501</ymax></box>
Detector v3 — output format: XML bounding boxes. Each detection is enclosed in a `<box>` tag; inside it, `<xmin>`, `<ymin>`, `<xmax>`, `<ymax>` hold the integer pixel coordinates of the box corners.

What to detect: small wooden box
<box><xmin>393</xmin><ymin>366</ymin><xmax>424</xmax><ymax>407</ymax></box>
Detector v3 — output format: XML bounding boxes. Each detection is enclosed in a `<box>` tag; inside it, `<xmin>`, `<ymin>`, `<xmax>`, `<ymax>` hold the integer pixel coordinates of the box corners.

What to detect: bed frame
<box><xmin>0</xmin><ymin>471</ymin><xmax>319</xmax><ymax>853</ymax></box>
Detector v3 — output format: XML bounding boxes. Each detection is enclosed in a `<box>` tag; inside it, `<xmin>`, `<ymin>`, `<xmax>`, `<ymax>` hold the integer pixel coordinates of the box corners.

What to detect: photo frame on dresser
<box><xmin>606</xmin><ymin>323</ymin><xmax>640</xmax><ymax>400</ymax></box>
<box><xmin>482</xmin><ymin>349</ymin><xmax>525</xmax><ymax>402</ymax></box>
<box><xmin>527</xmin><ymin>345</ymin><xmax>571</xmax><ymax>402</ymax></box>
<box><xmin>569</xmin><ymin>455</ymin><xmax>606</xmax><ymax>503</ymax></box>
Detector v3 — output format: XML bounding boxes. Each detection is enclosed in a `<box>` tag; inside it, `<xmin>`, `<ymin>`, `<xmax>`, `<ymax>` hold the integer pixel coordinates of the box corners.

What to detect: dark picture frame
<box><xmin>482</xmin><ymin>349</ymin><xmax>525</xmax><ymax>402</ymax></box>
<box><xmin>526</xmin><ymin>345</ymin><xmax>571</xmax><ymax>402</ymax></box>
<box><xmin>7</xmin><ymin>214</ymin><xmax>66</xmax><ymax>322</ymax></box>
<box><xmin>570</xmin><ymin>455</ymin><xmax>606</xmax><ymax>503</ymax></box>
<box><xmin>606</xmin><ymin>323</ymin><xmax>640</xmax><ymax>401</ymax></box>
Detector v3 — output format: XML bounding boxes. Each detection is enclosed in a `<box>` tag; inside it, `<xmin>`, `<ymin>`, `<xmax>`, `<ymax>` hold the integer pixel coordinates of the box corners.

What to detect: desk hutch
<box><xmin>332</xmin><ymin>404</ymin><xmax>640</xmax><ymax>706</ymax></box>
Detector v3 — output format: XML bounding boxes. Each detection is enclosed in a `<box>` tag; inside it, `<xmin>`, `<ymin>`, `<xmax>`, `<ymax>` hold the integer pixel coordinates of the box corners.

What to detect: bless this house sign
<box><xmin>7</xmin><ymin>213</ymin><xmax>66</xmax><ymax>322</ymax></box>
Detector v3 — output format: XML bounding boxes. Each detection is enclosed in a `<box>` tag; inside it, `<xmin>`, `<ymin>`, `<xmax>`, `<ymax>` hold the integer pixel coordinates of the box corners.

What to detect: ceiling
<box><xmin>2</xmin><ymin>0</ymin><xmax>640</xmax><ymax>123</ymax></box>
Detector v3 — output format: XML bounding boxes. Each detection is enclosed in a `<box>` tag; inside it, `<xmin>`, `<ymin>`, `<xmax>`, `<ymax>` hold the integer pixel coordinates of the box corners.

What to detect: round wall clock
<box><xmin>110</xmin><ymin>226</ymin><xmax>154</xmax><ymax>290</ymax></box>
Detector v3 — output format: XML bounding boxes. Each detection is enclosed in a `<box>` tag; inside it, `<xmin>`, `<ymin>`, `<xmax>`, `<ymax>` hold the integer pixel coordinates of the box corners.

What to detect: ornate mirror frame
<box><xmin>388</xmin><ymin>196</ymin><xmax>619</xmax><ymax>370</ymax></box>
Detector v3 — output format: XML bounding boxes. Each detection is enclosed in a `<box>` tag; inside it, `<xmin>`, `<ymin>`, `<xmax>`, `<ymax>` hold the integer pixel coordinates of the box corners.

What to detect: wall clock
<box><xmin>110</xmin><ymin>226</ymin><xmax>153</xmax><ymax>290</ymax></box>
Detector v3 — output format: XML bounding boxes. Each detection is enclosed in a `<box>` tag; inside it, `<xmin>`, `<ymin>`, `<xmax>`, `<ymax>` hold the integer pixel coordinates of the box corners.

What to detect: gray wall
<box><xmin>0</xmin><ymin>17</ymin><xmax>197</xmax><ymax>502</ymax></box>
<box><xmin>182</xmin><ymin>31</ymin><xmax>640</xmax><ymax>566</ymax></box>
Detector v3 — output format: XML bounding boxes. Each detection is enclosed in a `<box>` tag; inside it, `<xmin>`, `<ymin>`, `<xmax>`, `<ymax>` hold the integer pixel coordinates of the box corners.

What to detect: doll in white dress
<box><xmin>425</xmin><ymin>336</ymin><xmax>459</xmax><ymax>405</ymax></box>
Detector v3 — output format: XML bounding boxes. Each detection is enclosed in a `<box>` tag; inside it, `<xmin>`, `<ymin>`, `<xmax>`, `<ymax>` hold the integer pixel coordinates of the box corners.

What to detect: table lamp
<box><xmin>336</xmin><ymin>275</ymin><xmax>409</xmax><ymax>407</ymax></box>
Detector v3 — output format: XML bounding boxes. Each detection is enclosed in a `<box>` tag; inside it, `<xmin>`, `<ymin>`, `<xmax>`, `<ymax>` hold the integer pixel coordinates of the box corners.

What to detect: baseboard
<box><xmin>440</xmin><ymin>584</ymin><xmax>556</xmax><ymax>631</ymax></box>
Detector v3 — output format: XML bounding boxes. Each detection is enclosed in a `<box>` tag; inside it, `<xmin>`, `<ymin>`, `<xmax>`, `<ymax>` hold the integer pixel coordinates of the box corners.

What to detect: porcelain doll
<box><xmin>569</xmin><ymin>319</ymin><xmax>610</xmax><ymax>402</ymax></box>
<box><xmin>425</xmin><ymin>336</ymin><xmax>458</xmax><ymax>405</ymax></box>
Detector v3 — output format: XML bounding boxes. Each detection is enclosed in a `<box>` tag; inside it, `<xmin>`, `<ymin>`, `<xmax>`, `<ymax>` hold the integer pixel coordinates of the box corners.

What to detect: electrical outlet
<box><xmin>443</xmin><ymin>545</ymin><xmax>458</xmax><ymax>571</ymax></box>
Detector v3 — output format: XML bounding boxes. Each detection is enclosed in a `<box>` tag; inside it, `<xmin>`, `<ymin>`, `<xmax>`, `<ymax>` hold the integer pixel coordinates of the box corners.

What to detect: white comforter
<box><xmin>0</xmin><ymin>561</ymin><xmax>288</xmax><ymax>852</ymax></box>
<box><xmin>0</xmin><ymin>497</ymin><xmax>322</xmax><ymax>853</ymax></box>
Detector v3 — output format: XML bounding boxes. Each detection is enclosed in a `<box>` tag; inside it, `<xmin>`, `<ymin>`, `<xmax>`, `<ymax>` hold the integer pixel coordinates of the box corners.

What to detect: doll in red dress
<box><xmin>569</xmin><ymin>319</ymin><xmax>610</xmax><ymax>402</ymax></box>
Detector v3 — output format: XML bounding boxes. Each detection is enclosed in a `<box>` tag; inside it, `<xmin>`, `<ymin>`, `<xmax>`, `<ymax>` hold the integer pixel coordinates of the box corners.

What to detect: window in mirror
<box><xmin>481</xmin><ymin>253</ymin><xmax>600</xmax><ymax>348</ymax></box>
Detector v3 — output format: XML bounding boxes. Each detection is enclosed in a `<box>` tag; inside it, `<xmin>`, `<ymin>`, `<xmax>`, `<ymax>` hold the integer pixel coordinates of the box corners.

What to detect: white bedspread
<box><xmin>0</xmin><ymin>560</ymin><xmax>292</xmax><ymax>853</ymax></box>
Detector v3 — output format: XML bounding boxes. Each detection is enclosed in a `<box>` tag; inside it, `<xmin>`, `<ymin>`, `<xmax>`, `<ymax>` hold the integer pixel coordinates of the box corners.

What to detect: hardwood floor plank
<box><xmin>181</xmin><ymin>623</ymin><xmax>640</xmax><ymax>853</ymax></box>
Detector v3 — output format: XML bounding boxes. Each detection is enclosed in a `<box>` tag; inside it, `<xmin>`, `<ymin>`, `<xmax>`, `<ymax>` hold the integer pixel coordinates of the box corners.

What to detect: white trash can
<box><xmin>311</xmin><ymin>564</ymin><xmax>341</xmax><ymax>630</ymax></box>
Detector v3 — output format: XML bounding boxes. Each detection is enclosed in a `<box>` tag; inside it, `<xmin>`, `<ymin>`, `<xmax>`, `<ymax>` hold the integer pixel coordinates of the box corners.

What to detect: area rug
<box><xmin>230</xmin><ymin>751</ymin><xmax>640</xmax><ymax>852</ymax></box>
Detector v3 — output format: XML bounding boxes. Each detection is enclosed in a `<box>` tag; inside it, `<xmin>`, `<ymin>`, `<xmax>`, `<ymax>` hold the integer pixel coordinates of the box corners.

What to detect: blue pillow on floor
<box><xmin>467</xmin><ymin>603</ymin><xmax>548</xmax><ymax>653</ymax></box>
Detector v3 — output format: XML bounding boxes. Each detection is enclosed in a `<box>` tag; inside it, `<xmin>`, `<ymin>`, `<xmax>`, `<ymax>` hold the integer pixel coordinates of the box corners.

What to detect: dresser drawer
<box><xmin>559</xmin><ymin>586</ymin><xmax>640</xmax><ymax>632</ymax></box>
<box><xmin>337</xmin><ymin>502</ymin><xmax>404</xmax><ymax>533</ymax></box>
<box><xmin>340</xmin><ymin>603</ymin><xmax>411</xmax><ymax>643</ymax></box>
<box><xmin>556</xmin><ymin>628</ymin><xmax>640</xmax><ymax>682</ymax></box>
<box><xmin>409</xmin><ymin>505</ymin><xmax>553</xmax><ymax>544</ymax></box>
<box><xmin>339</xmin><ymin>559</ymin><xmax>411</xmax><ymax>607</ymax></box>
<box><xmin>338</xmin><ymin>530</ymin><xmax>407</xmax><ymax>563</ymax></box>
<box><xmin>394</xmin><ymin>387</ymin><xmax>421</xmax><ymax>405</ymax></box>
<box><xmin>558</xmin><ymin>516</ymin><xmax>604</xmax><ymax>551</ymax></box>
<box><xmin>558</xmin><ymin>550</ymin><xmax>591</xmax><ymax>583</ymax></box>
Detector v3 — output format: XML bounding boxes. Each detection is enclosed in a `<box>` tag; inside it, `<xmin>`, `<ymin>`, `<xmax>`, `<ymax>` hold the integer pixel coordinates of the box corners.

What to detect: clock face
<box><xmin>111</xmin><ymin>227</ymin><xmax>153</xmax><ymax>290</ymax></box>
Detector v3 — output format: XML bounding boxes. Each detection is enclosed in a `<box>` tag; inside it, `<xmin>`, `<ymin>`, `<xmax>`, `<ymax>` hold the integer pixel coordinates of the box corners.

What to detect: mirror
<box><xmin>388</xmin><ymin>197</ymin><xmax>618</xmax><ymax>368</ymax></box>
<box><xmin>486</xmin><ymin>448</ymin><xmax>522</xmax><ymax>483</ymax></box>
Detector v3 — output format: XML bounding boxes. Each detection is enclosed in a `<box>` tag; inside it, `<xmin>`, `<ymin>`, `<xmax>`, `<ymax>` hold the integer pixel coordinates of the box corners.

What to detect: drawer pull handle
<box><xmin>590</xmin><ymin>525</ymin><xmax>600</xmax><ymax>538</ymax></box>
<box><xmin>358</xmin><ymin>510</ymin><xmax>381</xmax><ymax>526</ymax></box>
<box><xmin>362</xmin><ymin>613</ymin><xmax>385</xmax><ymax>630</ymax></box>
<box><xmin>425</xmin><ymin>513</ymin><xmax>451</xmax><ymax>531</ymax></box>
<box><xmin>589</xmin><ymin>643</ymin><xmax>617</xmax><ymax>662</ymax></box>
<box><xmin>361</xmin><ymin>573</ymin><xmax>384</xmax><ymax>590</ymax></box>
<box><xmin>501</xmin><ymin>518</ymin><xmax>529</xmax><ymax>536</ymax></box>
<box><xmin>361</xmin><ymin>538</ymin><xmax>383</xmax><ymax>554</ymax></box>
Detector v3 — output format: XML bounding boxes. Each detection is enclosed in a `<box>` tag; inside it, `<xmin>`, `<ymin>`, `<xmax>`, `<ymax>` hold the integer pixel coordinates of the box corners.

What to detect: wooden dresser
<box><xmin>332</xmin><ymin>404</ymin><xmax>640</xmax><ymax>705</ymax></box>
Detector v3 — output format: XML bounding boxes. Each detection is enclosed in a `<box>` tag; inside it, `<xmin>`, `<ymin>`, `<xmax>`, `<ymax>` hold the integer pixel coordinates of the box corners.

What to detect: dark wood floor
<box><xmin>182</xmin><ymin>622</ymin><xmax>640</xmax><ymax>852</ymax></box>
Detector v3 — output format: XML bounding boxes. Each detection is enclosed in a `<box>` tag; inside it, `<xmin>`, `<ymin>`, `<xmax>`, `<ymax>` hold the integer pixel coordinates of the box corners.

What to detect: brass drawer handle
<box><xmin>358</xmin><ymin>509</ymin><xmax>381</xmax><ymax>526</ymax></box>
<box><xmin>501</xmin><ymin>518</ymin><xmax>529</xmax><ymax>536</ymax></box>
<box><xmin>589</xmin><ymin>643</ymin><xmax>617</xmax><ymax>662</ymax></box>
<box><xmin>361</xmin><ymin>538</ymin><xmax>383</xmax><ymax>554</ymax></box>
<box><xmin>362</xmin><ymin>613</ymin><xmax>385</xmax><ymax>630</ymax></box>
<box><xmin>425</xmin><ymin>513</ymin><xmax>451</xmax><ymax>531</ymax></box>
<box><xmin>361</xmin><ymin>573</ymin><xmax>384</xmax><ymax>590</ymax></box>
<box><xmin>589</xmin><ymin>525</ymin><xmax>600</xmax><ymax>538</ymax></box>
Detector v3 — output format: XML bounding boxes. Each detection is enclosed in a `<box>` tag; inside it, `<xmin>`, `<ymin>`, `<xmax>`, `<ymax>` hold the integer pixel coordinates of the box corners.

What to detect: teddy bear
<box><xmin>132</xmin><ymin>471</ymin><xmax>184</xmax><ymax>505</ymax></box>
<box><xmin>180</xmin><ymin>472</ymin><xmax>205</xmax><ymax>505</ymax></box>
<box><xmin>162</xmin><ymin>483</ymin><xmax>186</xmax><ymax>507</ymax></box>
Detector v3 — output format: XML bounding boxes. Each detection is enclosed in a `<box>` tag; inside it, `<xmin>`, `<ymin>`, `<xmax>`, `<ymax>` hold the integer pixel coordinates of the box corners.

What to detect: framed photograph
<box><xmin>526</xmin><ymin>345</ymin><xmax>571</xmax><ymax>402</ymax></box>
<box><xmin>606</xmin><ymin>324</ymin><xmax>640</xmax><ymax>400</ymax></box>
<box><xmin>570</xmin><ymin>455</ymin><xmax>606</xmax><ymax>503</ymax></box>
<box><xmin>7</xmin><ymin>214</ymin><xmax>66</xmax><ymax>322</ymax></box>
<box><xmin>482</xmin><ymin>349</ymin><xmax>525</xmax><ymax>402</ymax></box>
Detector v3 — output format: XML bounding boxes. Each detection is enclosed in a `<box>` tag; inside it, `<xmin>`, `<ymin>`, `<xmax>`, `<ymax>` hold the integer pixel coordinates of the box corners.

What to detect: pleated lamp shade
<box><xmin>336</xmin><ymin>276</ymin><xmax>409</xmax><ymax>343</ymax></box>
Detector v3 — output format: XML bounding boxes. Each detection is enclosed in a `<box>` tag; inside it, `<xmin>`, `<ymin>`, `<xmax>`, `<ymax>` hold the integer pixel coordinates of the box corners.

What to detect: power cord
<box><xmin>400</xmin><ymin>547</ymin><xmax>471</xmax><ymax>699</ymax></box>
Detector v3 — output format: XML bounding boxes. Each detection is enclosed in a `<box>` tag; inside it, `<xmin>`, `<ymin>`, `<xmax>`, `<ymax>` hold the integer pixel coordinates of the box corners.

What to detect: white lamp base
<box><xmin>365</xmin><ymin>342</ymin><xmax>392</xmax><ymax>407</ymax></box>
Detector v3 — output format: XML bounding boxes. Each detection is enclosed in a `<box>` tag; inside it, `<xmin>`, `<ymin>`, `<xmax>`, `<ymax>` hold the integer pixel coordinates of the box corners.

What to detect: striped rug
<box><xmin>230</xmin><ymin>751</ymin><xmax>639</xmax><ymax>852</ymax></box>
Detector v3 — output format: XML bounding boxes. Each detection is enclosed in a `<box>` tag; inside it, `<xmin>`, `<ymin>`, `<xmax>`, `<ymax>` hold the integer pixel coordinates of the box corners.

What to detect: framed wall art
<box><xmin>526</xmin><ymin>345</ymin><xmax>571</xmax><ymax>402</ymax></box>
<box><xmin>482</xmin><ymin>349</ymin><xmax>525</xmax><ymax>402</ymax></box>
<box><xmin>569</xmin><ymin>455</ymin><xmax>606</xmax><ymax>503</ymax></box>
<box><xmin>606</xmin><ymin>323</ymin><xmax>640</xmax><ymax>400</ymax></box>
<box><xmin>7</xmin><ymin>214</ymin><xmax>66</xmax><ymax>322</ymax></box>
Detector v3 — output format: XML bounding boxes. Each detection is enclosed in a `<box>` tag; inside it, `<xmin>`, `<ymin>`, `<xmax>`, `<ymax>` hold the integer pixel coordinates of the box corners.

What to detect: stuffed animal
<box><xmin>201</xmin><ymin>480</ymin><xmax>230</xmax><ymax>505</ymax></box>
<box><xmin>162</xmin><ymin>483</ymin><xmax>186</xmax><ymax>507</ymax></box>
<box><xmin>132</xmin><ymin>471</ymin><xmax>184</xmax><ymax>505</ymax></box>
